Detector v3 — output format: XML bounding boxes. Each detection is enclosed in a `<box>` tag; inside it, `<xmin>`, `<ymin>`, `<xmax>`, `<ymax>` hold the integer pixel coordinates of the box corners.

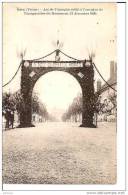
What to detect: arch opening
<box><xmin>32</xmin><ymin>71</ymin><xmax>83</xmax><ymax>124</ymax></box>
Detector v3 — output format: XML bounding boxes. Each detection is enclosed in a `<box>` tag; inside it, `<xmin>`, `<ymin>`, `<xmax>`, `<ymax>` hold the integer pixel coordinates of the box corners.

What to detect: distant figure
<box><xmin>9</xmin><ymin>111</ymin><xmax>14</xmax><ymax>129</ymax></box>
<box><xmin>4</xmin><ymin>108</ymin><xmax>14</xmax><ymax>129</ymax></box>
<box><xmin>4</xmin><ymin>108</ymin><xmax>10</xmax><ymax>129</ymax></box>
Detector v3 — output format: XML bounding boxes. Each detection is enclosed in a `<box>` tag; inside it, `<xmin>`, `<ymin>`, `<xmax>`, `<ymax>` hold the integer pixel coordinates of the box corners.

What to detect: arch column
<box><xmin>19</xmin><ymin>93</ymin><xmax>34</xmax><ymax>128</ymax></box>
<box><xmin>80</xmin><ymin>88</ymin><xmax>95</xmax><ymax>127</ymax></box>
<box><xmin>18</xmin><ymin>64</ymin><xmax>34</xmax><ymax>128</ymax></box>
<box><xmin>80</xmin><ymin>66</ymin><xmax>96</xmax><ymax>128</ymax></box>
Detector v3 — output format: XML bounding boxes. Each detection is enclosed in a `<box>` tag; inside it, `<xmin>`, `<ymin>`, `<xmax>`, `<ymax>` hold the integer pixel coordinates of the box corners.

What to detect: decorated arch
<box><xmin>19</xmin><ymin>49</ymin><xmax>96</xmax><ymax>128</ymax></box>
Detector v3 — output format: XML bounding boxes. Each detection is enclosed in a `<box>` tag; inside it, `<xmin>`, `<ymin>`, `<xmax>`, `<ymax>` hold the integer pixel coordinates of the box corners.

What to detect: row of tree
<box><xmin>62</xmin><ymin>92</ymin><xmax>117</xmax><ymax>122</ymax></box>
<box><xmin>2</xmin><ymin>91</ymin><xmax>53</xmax><ymax>123</ymax></box>
<box><xmin>62</xmin><ymin>93</ymin><xmax>82</xmax><ymax>122</ymax></box>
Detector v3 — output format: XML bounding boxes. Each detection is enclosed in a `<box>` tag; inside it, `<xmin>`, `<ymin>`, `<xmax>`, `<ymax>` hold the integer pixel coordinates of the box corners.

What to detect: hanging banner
<box><xmin>24</xmin><ymin>60</ymin><xmax>91</xmax><ymax>68</ymax></box>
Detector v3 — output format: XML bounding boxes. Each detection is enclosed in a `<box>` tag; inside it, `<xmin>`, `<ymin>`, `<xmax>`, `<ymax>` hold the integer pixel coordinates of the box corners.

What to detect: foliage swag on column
<box><xmin>18</xmin><ymin>61</ymin><xmax>34</xmax><ymax>127</ymax></box>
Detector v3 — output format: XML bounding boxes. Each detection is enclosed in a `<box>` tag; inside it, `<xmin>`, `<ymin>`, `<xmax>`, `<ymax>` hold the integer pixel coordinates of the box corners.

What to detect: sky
<box><xmin>34</xmin><ymin>71</ymin><xmax>81</xmax><ymax>117</ymax></box>
<box><xmin>3</xmin><ymin>3</ymin><xmax>116</xmax><ymax>115</ymax></box>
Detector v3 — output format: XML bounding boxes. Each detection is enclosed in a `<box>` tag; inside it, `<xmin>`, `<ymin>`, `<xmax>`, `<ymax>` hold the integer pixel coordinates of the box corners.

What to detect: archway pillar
<box><xmin>80</xmin><ymin>68</ymin><xmax>96</xmax><ymax>128</ymax></box>
<box><xmin>18</xmin><ymin>94</ymin><xmax>34</xmax><ymax>128</ymax></box>
<box><xmin>80</xmin><ymin>92</ymin><xmax>95</xmax><ymax>127</ymax></box>
<box><xmin>18</xmin><ymin>64</ymin><xmax>34</xmax><ymax>128</ymax></box>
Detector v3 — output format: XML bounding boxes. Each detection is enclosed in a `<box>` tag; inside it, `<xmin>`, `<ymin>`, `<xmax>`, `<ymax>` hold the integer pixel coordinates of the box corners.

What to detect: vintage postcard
<box><xmin>1</xmin><ymin>1</ymin><xmax>126</xmax><ymax>192</ymax></box>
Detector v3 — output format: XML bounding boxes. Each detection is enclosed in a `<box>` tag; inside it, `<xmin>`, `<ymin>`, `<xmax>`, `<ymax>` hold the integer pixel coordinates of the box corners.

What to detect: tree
<box><xmin>2</xmin><ymin>92</ymin><xmax>16</xmax><ymax>112</ymax></box>
<box><xmin>93</xmin><ymin>90</ymin><xmax>117</xmax><ymax>123</ymax></box>
<box><xmin>3</xmin><ymin>91</ymin><xmax>50</xmax><ymax>123</ymax></box>
<box><xmin>108</xmin><ymin>92</ymin><xmax>117</xmax><ymax>109</ymax></box>
<box><xmin>62</xmin><ymin>93</ymin><xmax>82</xmax><ymax>122</ymax></box>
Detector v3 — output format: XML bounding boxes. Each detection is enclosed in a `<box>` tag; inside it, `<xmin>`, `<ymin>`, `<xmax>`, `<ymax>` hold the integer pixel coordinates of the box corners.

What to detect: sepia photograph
<box><xmin>2</xmin><ymin>2</ymin><xmax>118</xmax><ymax>187</ymax></box>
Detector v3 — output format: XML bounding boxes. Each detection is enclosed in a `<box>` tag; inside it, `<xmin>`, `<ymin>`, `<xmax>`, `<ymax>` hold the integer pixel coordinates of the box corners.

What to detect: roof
<box><xmin>97</xmin><ymin>76</ymin><xmax>117</xmax><ymax>94</ymax></box>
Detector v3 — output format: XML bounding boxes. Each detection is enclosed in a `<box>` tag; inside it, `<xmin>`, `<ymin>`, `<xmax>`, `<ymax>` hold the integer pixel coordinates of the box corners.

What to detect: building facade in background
<box><xmin>97</xmin><ymin>61</ymin><xmax>117</xmax><ymax>122</ymax></box>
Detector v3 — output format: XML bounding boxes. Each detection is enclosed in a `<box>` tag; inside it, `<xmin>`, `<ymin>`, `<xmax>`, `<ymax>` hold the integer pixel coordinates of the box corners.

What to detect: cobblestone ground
<box><xmin>3</xmin><ymin>122</ymin><xmax>116</xmax><ymax>184</ymax></box>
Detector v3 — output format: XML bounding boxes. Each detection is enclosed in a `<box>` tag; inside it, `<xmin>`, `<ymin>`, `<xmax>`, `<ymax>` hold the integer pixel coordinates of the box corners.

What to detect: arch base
<box><xmin>80</xmin><ymin>123</ymin><xmax>96</xmax><ymax>128</ymax></box>
<box><xmin>17</xmin><ymin>123</ymin><xmax>35</xmax><ymax>128</ymax></box>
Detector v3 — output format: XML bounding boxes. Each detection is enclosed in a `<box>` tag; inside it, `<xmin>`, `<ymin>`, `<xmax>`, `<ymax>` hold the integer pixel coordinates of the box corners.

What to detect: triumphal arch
<box><xmin>19</xmin><ymin>48</ymin><xmax>96</xmax><ymax>128</ymax></box>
